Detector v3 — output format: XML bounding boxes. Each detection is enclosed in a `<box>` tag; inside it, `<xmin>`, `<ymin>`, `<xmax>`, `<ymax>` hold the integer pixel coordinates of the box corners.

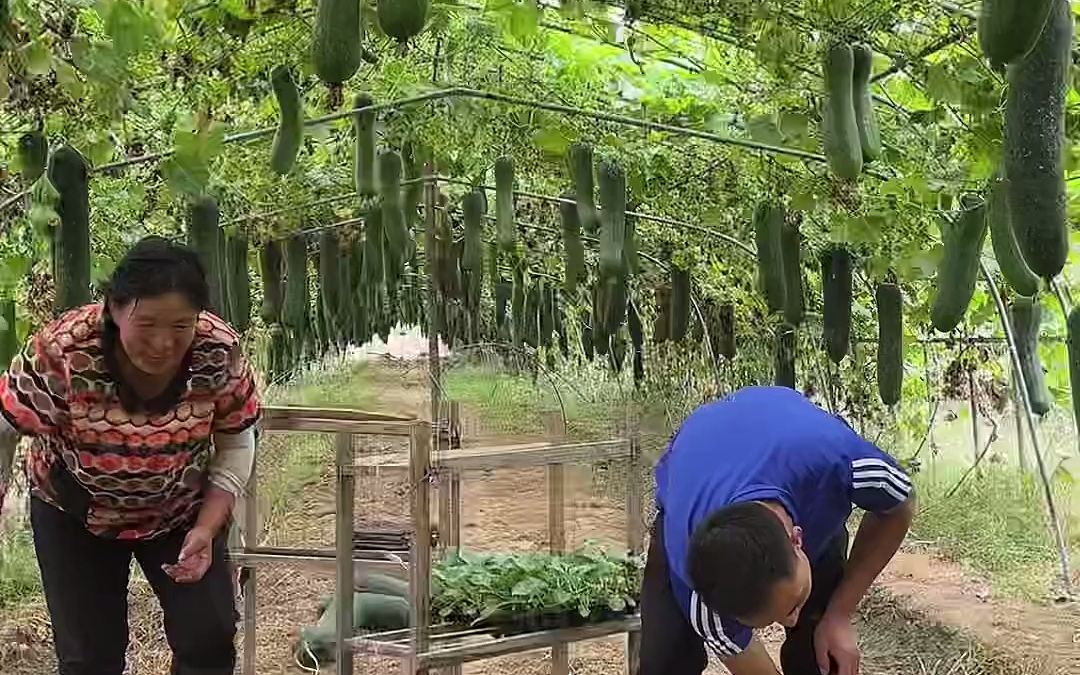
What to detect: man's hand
<box><xmin>163</xmin><ymin>526</ymin><xmax>214</xmax><ymax>584</ymax></box>
<box><xmin>813</xmin><ymin>611</ymin><xmax>860</xmax><ymax>675</ymax></box>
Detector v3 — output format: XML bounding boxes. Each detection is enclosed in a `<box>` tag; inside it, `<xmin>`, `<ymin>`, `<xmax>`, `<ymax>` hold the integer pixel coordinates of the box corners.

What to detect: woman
<box><xmin>0</xmin><ymin>235</ymin><xmax>260</xmax><ymax>675</ymax></box>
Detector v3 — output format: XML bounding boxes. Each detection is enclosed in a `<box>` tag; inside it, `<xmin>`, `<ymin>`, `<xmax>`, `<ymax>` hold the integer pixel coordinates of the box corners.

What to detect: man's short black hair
<box><xmin>686</xmin><ymin>501</ymin><xmax>796</xmax><ymax>619</ymax></box>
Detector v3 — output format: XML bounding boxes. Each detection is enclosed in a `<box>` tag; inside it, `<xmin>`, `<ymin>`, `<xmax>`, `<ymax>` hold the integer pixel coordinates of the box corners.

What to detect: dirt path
<box><xmin>1</xmin><ymin>358</ymin><xmax>1077</xmax><ymax>674</ymax></box>
<box><xmin>880</xmin><ymin>552</ymin><xmax>1079</xmax><ymax>675</ymax></box>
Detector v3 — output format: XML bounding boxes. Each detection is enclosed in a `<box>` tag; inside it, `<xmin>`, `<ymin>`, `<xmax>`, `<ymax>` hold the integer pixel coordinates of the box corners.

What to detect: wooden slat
<box><xmin>347</xmin><ymin>637</ymin><xmax>414</xmax><ymax>659</ymax></box>
<box><xmin>336</xmin><ymin>432</ymin><xmax>355</xmax><ymax>675</ymax></box>
<box><xmin>348</xmin><ymin>616</ymin><xmax>642</xmax><ymax>667</ymax></box>
<box><xmin>625</xmin><ymin>421</ymin><xmax>644</xmax><ymax>675</ymax></box>
<box><xmin>262</xmin><ymin>405</ymin><xmax>414</xmax><ymax>423</ymax></box>
<box><xmin>410</xmin><ymin>423</ymin><xmax>433</xmax><ymax>665</ymax></box>
<box><xmin>543</xmin><ymin>411</ymin><xmax>570</xmax><ymax>675</ymax></box>
<box><xmin>242</xmin><ymin>432</ymin><xmax>259</xmax><ymax>675</ymax></box>
<box><xmin>355</xmin><ymin>439</ymin><xmax>631</xmax><ymax>471</ymax></box>
<box><xmin>225</xmin><ymin>551</ymin><xmax>408</xmax><ymax>577</ymax></box>
<box><xmin>262</xmin><ymin>416</ymin><xmax>418</xmax><ymax>436</ymax></box>
<box><xmin>416</xmin><ymin>617</ymin><xmax>642</xmax><ymax>669</ymax></box>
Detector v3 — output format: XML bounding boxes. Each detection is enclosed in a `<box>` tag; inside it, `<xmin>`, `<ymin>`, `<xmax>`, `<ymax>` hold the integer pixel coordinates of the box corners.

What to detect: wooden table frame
<box><xmin>232</xmin><ymin>405</ymin><xmax>642</xmax><ymax>675</ymax></box>
<box><xmin>230</xmin><ymin>405</ymin><xmax>429</xmax><ymax>675</ymax></box>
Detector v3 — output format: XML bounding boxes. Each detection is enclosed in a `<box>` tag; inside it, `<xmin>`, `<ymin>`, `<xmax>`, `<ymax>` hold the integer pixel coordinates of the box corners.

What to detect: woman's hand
<box><xmin>163</xmin><ymin>526</ymin><xmax>214</xmax><ymax>584</ymax></box>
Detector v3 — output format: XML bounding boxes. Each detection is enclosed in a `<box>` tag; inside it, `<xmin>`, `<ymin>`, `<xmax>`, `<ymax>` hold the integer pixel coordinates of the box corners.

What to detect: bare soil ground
<box><xmin>1</xmin><ymin>359</ymin><xmax>1077</xmax><ymax>674</ymax></box>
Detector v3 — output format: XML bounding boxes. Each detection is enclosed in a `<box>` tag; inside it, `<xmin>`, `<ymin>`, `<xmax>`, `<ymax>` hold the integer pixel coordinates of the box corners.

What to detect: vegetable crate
<box><xmin>350</xmin><ymin>411</ymin><xmax>645</xmax><ymax>675</ymax></box>
<box><xmin>228</xmin><ymin>405</ymin><xmax>430</xmax><ymax>675</ymax></box>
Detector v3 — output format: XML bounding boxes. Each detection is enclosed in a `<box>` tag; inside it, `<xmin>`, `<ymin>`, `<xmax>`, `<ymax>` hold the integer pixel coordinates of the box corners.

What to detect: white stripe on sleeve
<box><xmin>690</xmin><ymin>591</ymin><xmax>743</xmax><ymax>657</ymax></box>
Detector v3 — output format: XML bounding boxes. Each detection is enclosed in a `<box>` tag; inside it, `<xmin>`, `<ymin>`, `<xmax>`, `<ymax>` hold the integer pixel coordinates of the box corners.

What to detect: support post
<box><xmin>922</xmin><ymin>343</ymin><xmax>936</xmax><ymax>479</ymax></box>
<box><xmin>542</xmin><ymin>411</ymin><xmax>570</xmax><ymax>675</ymax></box>
<box><xmin>1013</xmin><ymin>363</ymin><xmax>1028</xmax><ymax>472</ymax></box>
<box><xmin>335</xmin><ymin>432</ymin><xmax>356</xmax><ymax>674</ymax></box>
<box><xmin>410</xmin><ymin>423</ymin><xmax>433</xmax><ymax>675</ymax></box>
<box><xmin>242</xmin><ymin>439</ymin><xmax>259</xmax><ymax>675</ymax></box>
<box><xmin>424</xmin><ymin>164</ymin><xmax>443</xmax><ymax>437</ymax></box>
<box><xmin>967</xmin><ymin>368</ymin><xmax>980</xmax><ymax>466</ymax></box>
<box><xmin>625</xmin><ymin>418</ymin><xmax>644</xmax><ymax>675</ymax></box>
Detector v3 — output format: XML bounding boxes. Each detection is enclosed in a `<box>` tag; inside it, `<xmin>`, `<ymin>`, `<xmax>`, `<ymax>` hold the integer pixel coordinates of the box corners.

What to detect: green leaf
<box><xmin>506</xmin><ymin>1</ymin><xmax>540</xmax><ymax>42</ymax></box>
<box><xmin>100</xmin><ymin>0</ymin><xmax>158</xmax><ymax>58</ymax></box>
<box><xmin>28</xmin><ymin>203</ymin><xmax>59</xmax><ymax>230</ymax></box>
<box><xmin>24</xmin><ymin>38</ymin><xmax>53</xmax><ymax>76</ymax></box>
<box><xmin>55</xmin><ymin>60</ymin><xmax>85</xmax><ymax>99</ymax></box>
<box><xmin>0</xmin><ymin>256</ymin><xmax>31</xmax><ymax>292</ymax></box>
<box><xmin>533</xmin><ymin>124</ymin><xmax>572</xmax><ymax>156</ymax></box>
<box><xmin>0</xmin><ymin>58</ymin><xmax>10</xmax><ymax>100</ymax></box>
<box><xmin>831</xmin><ymin>214</ymin><xmax>883</xmax><ymax>245</ymax></box>
<box><xmin>747</xmin><ymin>114</ymin><xmax>783</xmax><ymax>146</ymax></box>
<box><xmin>163</xmin><ymin>155</ymin><xmax>210</xmax><ymax>199</ymax></box>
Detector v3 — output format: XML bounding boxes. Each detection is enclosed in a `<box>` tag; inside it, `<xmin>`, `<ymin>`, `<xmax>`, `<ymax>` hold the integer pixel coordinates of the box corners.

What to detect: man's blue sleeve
<box><xmin>688</xmin><ymin>590</ymin><xmax>753</xmax><ymax>659</ymax></box>
<box><xmin>843</xmin><ymin>435</ymin><xmax>914</xmax><ymax>513</ymax></box>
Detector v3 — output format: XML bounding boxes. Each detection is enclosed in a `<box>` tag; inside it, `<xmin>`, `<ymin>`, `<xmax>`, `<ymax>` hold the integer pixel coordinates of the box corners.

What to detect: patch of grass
<box><xmin>443</xmin><ymin>363</ymin><xmax>657</xmax><ymax>441</ymax></box>
<box><xmin>911</xmin><ymin>463</ymin><xmax>1071</xmax><ymax>599</ymax></box>
<box><xmin>0</xmin><ymin>528</ymin><xmax>40</xmax><ymax>609</ymax></box>
<box><xmin>443</xmin><ymin>365</ymin><xmax>549</xmax><ymax>435</ymax></box>
<box><xmin>269</xmin><ymin>359</ymin><xmax>380</xmax><ymax>410</ymax></box>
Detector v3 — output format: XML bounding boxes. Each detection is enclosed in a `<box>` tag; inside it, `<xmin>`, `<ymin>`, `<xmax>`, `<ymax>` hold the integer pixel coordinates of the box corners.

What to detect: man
<box><xmin>640</xmin><ymin>386</ymin><xmax>914</xmax><ymax>675</ymax></box>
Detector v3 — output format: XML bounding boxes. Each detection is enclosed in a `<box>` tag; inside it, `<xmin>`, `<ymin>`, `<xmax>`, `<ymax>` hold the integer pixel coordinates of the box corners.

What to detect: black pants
<box><xmin>640</xmin><ymin>512</ymin><xmax>848</xmax><ymax>675</ymax></box>
<box><xmin>30</xmin><ymin>498</ymin><xmax>238</xmax><ymax>675</ymax></box>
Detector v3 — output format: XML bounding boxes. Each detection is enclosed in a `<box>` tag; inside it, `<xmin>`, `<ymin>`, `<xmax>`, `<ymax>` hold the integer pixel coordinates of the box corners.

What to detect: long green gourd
<box><xmin>753</xmin><ymin>202</ymin><xmax>786</xmax><ymax>315</ymax></box>
<box><xmin>353</xmin><ymin>93</ymin><xmax>377</xmax><ymax>198</ymax></box>
<box><xmin>214</xmin><ymin>224</ymin><xmax>231</xmax><ymax>324</ymax></box>
<box><xmin>1067</xmin><ymin>306</ymin><xmax>1080</xmax><ymax>442</ymax></box>
<box><xmin>986</xmin><ymin>171</ymin><xmax>1041</xmax><ymax>298</ymax></box>
<box><xmin>48</xmin><ymin>145</ymin><xmax>92</xmax><ymax>314</ymax></box>
<box><xmin>930</xmin><ymin>196</ymin><xmax>988</xmax><ymax>333</ymax></box>
<box><xmin>822</xmin><ymin>42</ymin><xmax>863</xmax><ymax>180</ymax></box>
<box><xmin>597</xmin><ymin>159</ymin><xmax>626</xmax><ymax>280</ymax></box>
<box><xmin>1010</xmin><ymin>295</ymin><xmax>1052</xmax><ymax>416</ymax></box>
<box><xmin>269</xmin><ymin>65</ymin><xmax>303</xmax><ymax>176</ymax></box>
<box><xmin>1003</xmin><ymin>0</ymin><xmax>1072</xmax><ymax>280</ymax></box>
<box><xmin>282</xmin><ymin>234</ymin><xmax>310</xmax><ymax>341</ymax></box>
<box><xmin>259</xmin><ymin>240</ymin><xmax>284</xmax><ymax>325</ymax></box>
<box><xmin>780</xmin><ymin>215</ymin><xmax>804</xmax><ymax>327</ymax></box>
<box><xmin>495</xmin><ymin>156</ymin><xmax>516</xmax><ymax>252</ymax></box>
<box><xmin>851</xmin><ymin>43</ymin><xmax>881</xmax><ymax>163</ymax></box>
<box><xmin>319</xmin><ymin>230</ymin><xmax>343</xmax><ymax>345</ymax></box>
<box><xmin>227</xmin><ymin>233</ymin><xmax>251</xmax><ymax>334</ymax></box>
<box><xmin>559</xmin><ymin>192</ymin><xmax>586</xmax><ymax>295</ymax></box>
<box><xmin>978</xmin><ymin>0</ymin><xmax>1056</xmax><ymax>69</ymax></box>
<box><xmin>377</xmin><ymin>0</ymin><xmax>429</xmax><ymax>43</ymax></box>
<box><xmin>876</xmin><ymin>282</ymin><xmax>903</xmax><ymax>407</ymax></box>
<box><xmin>821</xmin><ymin>246</ymin><xmax>852</xmax><ymax>364</ymax></box>
<box><xmin>774</xmin><ymin>324</ymin><xmax>797</xmax><ymax>389</ymax></box>
<box><xmin>378</xmin><ymin>149</ymin><xmax>407</xmax><ymax>282</ymax></box>
<box><xmin>669</xmin><ymin>264</ymin><xmax>690</xmax><ymax>342</ymax></box>
<box><xmin>0</xmin><ymin>299</ymin><xmax>17</xmax><ymax>372</ymax></box>
<box><xmin>184</xmin><ymin>194</ymin><xmax>224</xmax><ymax>317</ymax></box>
<box><xmin>312</xmin><ymin>0</ymin><xmax>363</xmax><ymax>86</ymax></box>
<box><xmin>18</xmin><ymin>131</ymin><xmax>47</xmax><ymax>182</ymax></box>
<box><xmin>568</xmin><ymin>143</ymin><xmax>599</xmax><ymax>234</ymax></box>
<box><xmin>461</xmin><ymin>189</ymin><xmax>485</xmax><ymax>273</ymax></box>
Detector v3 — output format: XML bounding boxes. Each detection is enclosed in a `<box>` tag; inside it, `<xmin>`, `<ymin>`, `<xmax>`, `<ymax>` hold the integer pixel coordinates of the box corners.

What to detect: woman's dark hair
<box><xmin>687</xmin><ymin>502</ymin><xmax>796</xmax><ymax>619</ymax></box>
<box><xmin>103</xmin><ymin>235</ymin><xmax>210</xmax><ymax>311</ymax></box>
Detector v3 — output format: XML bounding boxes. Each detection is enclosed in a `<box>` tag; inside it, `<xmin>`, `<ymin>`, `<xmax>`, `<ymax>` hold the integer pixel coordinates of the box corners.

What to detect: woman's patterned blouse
<box><xmin>0</xmin><ymin>303</ymin><xmax>260</xmax><ymax>540</ymax></box>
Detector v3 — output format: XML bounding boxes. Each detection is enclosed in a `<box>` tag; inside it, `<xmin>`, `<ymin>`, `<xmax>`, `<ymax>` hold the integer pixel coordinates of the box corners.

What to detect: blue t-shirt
<box><xmin>654</xmin><ymin>386</ymin><xmax>912</xmax><ymax>658</ymax></box>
